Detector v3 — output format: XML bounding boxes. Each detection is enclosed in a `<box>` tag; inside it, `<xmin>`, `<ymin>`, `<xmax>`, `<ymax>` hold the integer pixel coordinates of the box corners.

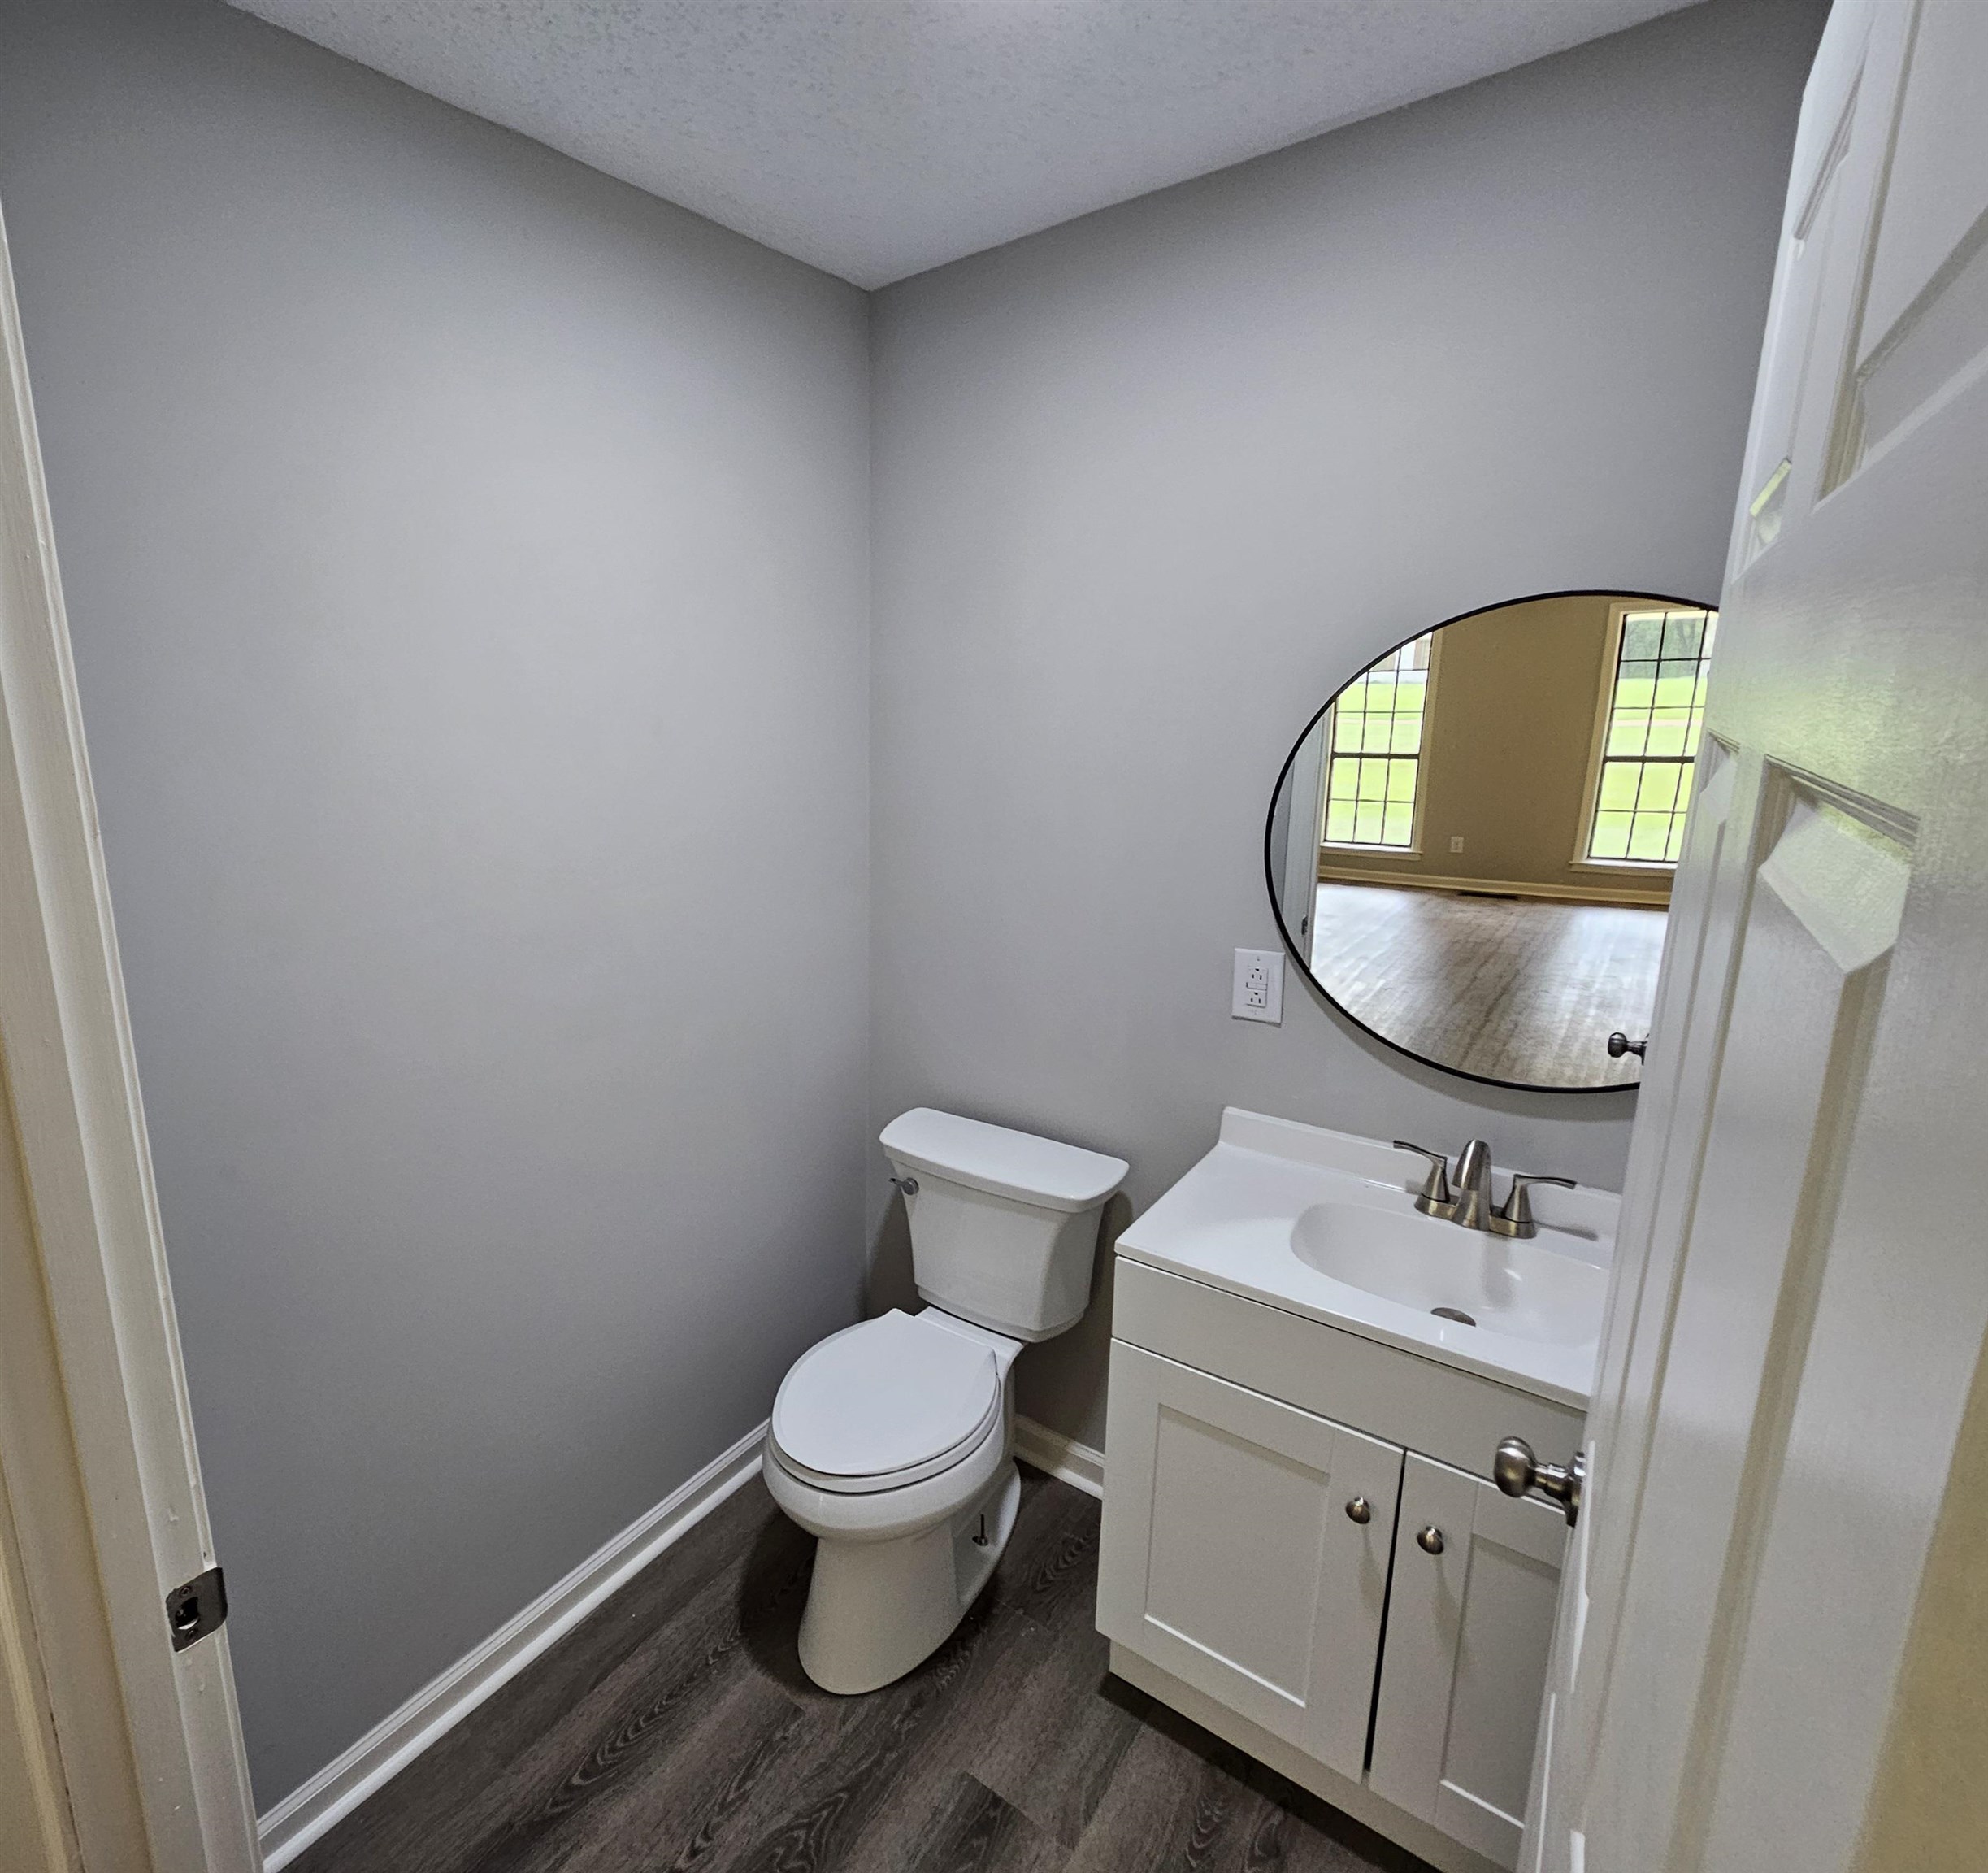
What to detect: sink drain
<box><xmin>1431</xmin><ymin>1306</ymin><xmax>1477</xmax><ymax>1327</ymax></box>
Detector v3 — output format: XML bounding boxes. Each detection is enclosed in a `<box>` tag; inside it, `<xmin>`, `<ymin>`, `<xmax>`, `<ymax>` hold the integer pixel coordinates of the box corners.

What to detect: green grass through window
<box><xmin>1587</xmin><ymin>607</ymin><xmax>1717</xmax><ymax>863</ymax></box>
<box><xmin>1323</xmin><ymin>634</ymin><xmax>1431</xmax><ymax>849</ymax></box>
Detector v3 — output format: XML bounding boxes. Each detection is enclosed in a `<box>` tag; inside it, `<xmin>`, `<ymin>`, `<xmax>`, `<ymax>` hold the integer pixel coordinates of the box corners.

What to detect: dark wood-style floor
<box><xmin>1309</xmin><ymin>882</ymin><xmax>1664</xmax><ymax>1088</ymax></box>
<box><xmin>292</xmin><ymin>1469</ymin><xmax>1430</xmax><ymax>1873</ymax></box>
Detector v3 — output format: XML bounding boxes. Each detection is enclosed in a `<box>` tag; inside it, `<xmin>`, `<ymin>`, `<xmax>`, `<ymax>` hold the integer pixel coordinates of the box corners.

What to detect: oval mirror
<box><xmin>1265</xmin><ymin>590</ymin><xmax>1717</xmax><ymax>1092</ymax></box>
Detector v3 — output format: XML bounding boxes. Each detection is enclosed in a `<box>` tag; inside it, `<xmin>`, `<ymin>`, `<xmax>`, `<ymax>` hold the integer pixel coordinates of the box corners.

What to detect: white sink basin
<box><xmin>1115</xmin><ymin>1109</ymin><xmax>1618</xmax><ymax>1405</ymax></box>
<box><xmin>1290</xmin><ymin>1201</ymin><xmax>1607</xmax><ymax>1348</ymax></box>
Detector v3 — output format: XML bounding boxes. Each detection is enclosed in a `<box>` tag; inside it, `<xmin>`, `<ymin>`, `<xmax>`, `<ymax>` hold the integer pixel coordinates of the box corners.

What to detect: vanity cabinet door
<box><xmin>1096</xmin><ymin>1341</ymin><xmax>1403</xmax><ymax>1781</ymax></box>
<box><xmin>1369</xmin><ymin>1452</ymin><xmax>1566</xmax><ymax>1870</ymax></box>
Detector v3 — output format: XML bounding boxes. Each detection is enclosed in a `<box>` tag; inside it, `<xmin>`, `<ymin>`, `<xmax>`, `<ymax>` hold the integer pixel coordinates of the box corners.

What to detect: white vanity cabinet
<box><xmin>1098</xmin><ymin>1258</ymin><xmax>1582</xmax><ymax>1873</ymax></box>
<box><xmin>1095</xmin><ymin>1342</ymin><xmax>1403</xmax><ymax>1782</ymax></box>
<box><xmin>1369</xmin><ymin>1454</ymin><xmax>1567</xmax><ymax>1868</ymax></box>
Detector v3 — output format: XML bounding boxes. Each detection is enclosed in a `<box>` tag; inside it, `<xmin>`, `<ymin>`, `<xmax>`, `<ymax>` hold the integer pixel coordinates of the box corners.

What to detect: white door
<box><xmin>1276</xmin><ymin>715</ymin><xmax>1328</xmax><ymax>958</ymax></box>
<box><xmin>0</xmin><ymin>199</ymin><xmax>261</xmax><ymax>1871</ymax></box>
<box><xmin>1533</xmin><ymin>3</ymin><xmax>1988</xmax><ymax>1869</ymax></box>
<box><xmin>1371</xmin><ymin>1454</ymin><xmax>1565</xmax><ymax>1871</ymax></box>
<box><xmin>1096</xmin><ymin>1343</ymin><xmax>1404</xmax><ymax>1781</ymax></box>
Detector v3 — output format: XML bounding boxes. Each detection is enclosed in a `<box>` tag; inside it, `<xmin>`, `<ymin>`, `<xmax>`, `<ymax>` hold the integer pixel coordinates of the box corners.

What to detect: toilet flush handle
<box><xmin>890</xmin><ymin>1174</ymin><xmax>919</xmax><ymax>1197</ymax></box>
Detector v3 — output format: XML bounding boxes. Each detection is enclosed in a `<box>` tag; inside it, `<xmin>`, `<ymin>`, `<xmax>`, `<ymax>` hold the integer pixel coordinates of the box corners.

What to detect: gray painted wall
<box><xmin>0</xmin><ymin>0</ymin><xmax>870</xmax><ymax>1806</ymax></box>
<box><xmin>0</xmin><ymin>0</ymin><xmax>1823</xmax><ymax>1817</ymax></box>
<box><xmin>868</xmin><ymin>0</ymin><xmax>1825</xmax><ymax>1449</ymax></box>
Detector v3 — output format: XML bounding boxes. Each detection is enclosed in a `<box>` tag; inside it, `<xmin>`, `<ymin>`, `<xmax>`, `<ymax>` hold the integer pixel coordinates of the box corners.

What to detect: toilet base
<box><xmin>797</xmin><ymin>1460</ymin><xmax>1022</xmax><ymax>1695</ymax></box>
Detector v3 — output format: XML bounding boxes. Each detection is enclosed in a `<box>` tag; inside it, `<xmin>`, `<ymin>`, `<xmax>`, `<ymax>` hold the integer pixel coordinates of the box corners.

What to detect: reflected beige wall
<box><xmin>1318</xmin><ymin>593</ymin><xmax>1674</xmax><ymax>905</ymax></box>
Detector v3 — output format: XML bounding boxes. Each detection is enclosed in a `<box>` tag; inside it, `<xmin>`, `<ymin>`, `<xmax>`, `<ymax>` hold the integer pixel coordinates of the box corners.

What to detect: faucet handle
<box><xmin>1393</xmin><ymin>1141</ymin><xmax>1454</xmax><ymax>1216</ymax></box>
<box><xmin>1491</xmin><ymin>1172</ymin><xmax>1576</xmax><ymax>1238</ymax></box>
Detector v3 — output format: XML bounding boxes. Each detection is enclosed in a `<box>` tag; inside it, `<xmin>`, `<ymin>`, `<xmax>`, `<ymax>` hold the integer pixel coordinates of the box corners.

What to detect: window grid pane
<box><xmin>1322</xmin><ymin>633</ymin><xmax>1433</xmax><ymax>850</ymax></box>
<box><xmin>1586</xmin><ymin>606</ymin><xmax>1717</xmax><ymax>867</ymax></box>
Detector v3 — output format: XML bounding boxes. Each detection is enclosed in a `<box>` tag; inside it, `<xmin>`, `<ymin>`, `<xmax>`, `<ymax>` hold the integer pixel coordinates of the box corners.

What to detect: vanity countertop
<box><xmin>1114</xmin><ymin>1108</ymin><xmax>1618</xmax><ymax>1409</ymax></box>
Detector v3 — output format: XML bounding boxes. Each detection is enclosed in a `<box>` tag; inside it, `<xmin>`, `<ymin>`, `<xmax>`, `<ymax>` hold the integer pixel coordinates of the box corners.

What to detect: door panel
<box><xmin>0</xmin><ymin>1062</ymin><xmax>151</xmax><ymax>1871</ymax></box>
<box><xmin>1371</xmin><ymin>1453</ymin><xmax>1565</xmax><ymax>1870</ymax></box>
<box><xmin>1825</xmin><ymin>1</ymin><xmax>1988</xmax><ymax>485</ymax></box>
<box><xmin>1096</xmin><ymin>1341</ymin><xmax>1402</xmax><ymax>1780</ymax></box>
<box><xmin>1735</xmin><ymin>0</ymin><xmax>1908</xmax><ymax>563</ymax></box>
<box><xmin>1584</xmin><ymin>741</ymin><xmax>1742</xmax><ymax>1480</ymax></box>
<box><xmin>1735</xmin><ymin>8</ymin><xmax>1872</xmax><ymax>563</ymax></box>
<box><xmin>1586</xmin><ymin>778</ymin><xmax>1911</xmax><ymax>1863</ymax></box>
<box><xmin>1</xmin><ymin>1437</ymin><xmax>82</xmax><ymax>1873</ymax></box>
<box><xmin>1540</xmin><ymin>2</ymin><xmax>1988</xmax><ymax>1866</ymax></box>
<box><xmin>1541</xmin><ymin>737</ymin><xmax>1751</xmax><ymax>1849</ymax></box>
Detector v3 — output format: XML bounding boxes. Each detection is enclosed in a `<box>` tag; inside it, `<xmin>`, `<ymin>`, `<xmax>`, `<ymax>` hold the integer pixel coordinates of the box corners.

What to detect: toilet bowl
<box><xmin>763</xmin><ymin>1308</ymin><xmax>1023</xmax><ymax>1693</ymax></box>
<box><xmin>765</xmin><ymin>1109</ymin><xmax>1127</xmax><ymax>1694</ymax></box>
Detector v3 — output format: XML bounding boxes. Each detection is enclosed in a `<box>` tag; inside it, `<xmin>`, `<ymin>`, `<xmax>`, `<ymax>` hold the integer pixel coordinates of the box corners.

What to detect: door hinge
<box><xmin>165</xmin><ymin>1566</ymin><xmax>227</xmax><ymax>1652</ymax></box>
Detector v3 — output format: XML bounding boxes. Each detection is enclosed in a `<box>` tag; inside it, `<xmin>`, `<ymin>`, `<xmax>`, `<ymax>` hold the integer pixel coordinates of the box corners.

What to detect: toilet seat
<box><xmin>770</xmin><ymin>1310</ymin><xmax>1002</xmax><ymax>1494</ymax></box>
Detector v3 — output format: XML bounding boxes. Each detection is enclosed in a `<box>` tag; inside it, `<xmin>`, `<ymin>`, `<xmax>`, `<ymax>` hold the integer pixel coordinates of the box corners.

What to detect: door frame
<box><xmin>0</xmin><ymin>193</ymin><xmax>260</xmax><ymax>1871</ymax></box>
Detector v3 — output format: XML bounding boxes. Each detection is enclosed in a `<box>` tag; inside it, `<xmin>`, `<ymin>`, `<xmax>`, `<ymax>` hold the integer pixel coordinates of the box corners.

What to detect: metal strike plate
<box><xmin>166</xmin><ymin>1565</ymin><xmax>228</xmax><ymax>1652</ymax></box>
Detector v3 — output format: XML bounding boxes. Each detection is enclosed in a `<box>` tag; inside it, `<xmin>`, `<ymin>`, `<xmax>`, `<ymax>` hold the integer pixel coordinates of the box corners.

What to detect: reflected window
<box><xmin>1586</xmin><ymin>606</ymin><xmax>1717</xmax><ymax>863</ymax></box>
<box><xmin>1322</xmin><ymin>633</ymin><xmax>1434</xmax><ymax>850</ymax></box>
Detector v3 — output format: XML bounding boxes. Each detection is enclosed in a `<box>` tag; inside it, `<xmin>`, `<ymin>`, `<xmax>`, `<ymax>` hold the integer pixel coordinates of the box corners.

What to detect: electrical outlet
<box><xmin>1449</xmin><ymin>835</ymin><xmax>1465</xmax><ymax>854</ymax></box>
<box><xmin>1232</xmin><ymin>949</ymin><xmax>1283</xmax><ymax>1024</ymax></box>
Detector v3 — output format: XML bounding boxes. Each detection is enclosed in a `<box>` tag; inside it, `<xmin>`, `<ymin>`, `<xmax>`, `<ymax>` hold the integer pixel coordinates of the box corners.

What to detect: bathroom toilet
<box><xmin>763</xmin><ymin>1107</ymin><xmax>1128</xmax><ymax>1694</ymax></box>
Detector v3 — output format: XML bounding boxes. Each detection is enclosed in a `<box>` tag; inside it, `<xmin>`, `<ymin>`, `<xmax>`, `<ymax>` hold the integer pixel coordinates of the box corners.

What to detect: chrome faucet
<box><xmin>1393</xmin><ymin>1140</ymin><xmax>1573</xmax><ymax>1237</ymax></box>
<box><xmin>1450</xmin><ymin>1138</ymin><xmax>1493</xmax><ymax>1229</ymax></box>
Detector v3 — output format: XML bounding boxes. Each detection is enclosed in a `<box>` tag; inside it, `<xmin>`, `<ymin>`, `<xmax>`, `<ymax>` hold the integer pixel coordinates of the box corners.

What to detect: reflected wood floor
<box><xmin>1310</xmin><ymin>883</ymin><xmax>1664</xmax><ymax>1087</ymax></box>
<box><xmin>291</xmin><ymin>1470</ymin><xmax>1429</xmax><ymax>1873</ymax></box>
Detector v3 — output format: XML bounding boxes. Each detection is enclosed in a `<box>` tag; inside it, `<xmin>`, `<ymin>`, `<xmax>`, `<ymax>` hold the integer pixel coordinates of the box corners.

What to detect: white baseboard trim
<box><xmin>1316</xmin><ymin>863</ymin><xmax>1670</xmax><ymax>907</ymax></box>
<box><xmin>257</xmin><ymin>1420</ymin><xmax>769</xmax><ymax>1872</ymax></box>
<box><xmin>1014</xmin><ymin>1414</ymin><xmax>1105</xmax><ymax>1498</ymax></box>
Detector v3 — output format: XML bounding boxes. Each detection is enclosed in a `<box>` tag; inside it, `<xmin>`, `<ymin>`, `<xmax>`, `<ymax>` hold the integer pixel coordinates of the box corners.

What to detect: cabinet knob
<box><xmin>1416</xmin><ymin>1525</ymin><xmax>1446</xmax><ymax>1556</ymax></box>
<box><xmin>1344</xmin><ymin>1495</ymin><xmax>1372</xmax><ymax>1524</ymax></box>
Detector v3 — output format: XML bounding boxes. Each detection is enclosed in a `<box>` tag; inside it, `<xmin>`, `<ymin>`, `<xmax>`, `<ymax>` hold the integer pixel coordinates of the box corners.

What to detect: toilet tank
<box><xmin>880</xmin><ymin>1110</ymin><xmax>1129</xmax><ymax>1342</ymax></box>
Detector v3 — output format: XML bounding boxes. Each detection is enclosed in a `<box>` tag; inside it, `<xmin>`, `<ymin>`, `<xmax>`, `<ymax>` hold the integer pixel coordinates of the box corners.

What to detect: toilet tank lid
<box><xmin>880</xmin><ymin>1108</ymin><xmax>1128</xmax><ymax>1213</ymax></box>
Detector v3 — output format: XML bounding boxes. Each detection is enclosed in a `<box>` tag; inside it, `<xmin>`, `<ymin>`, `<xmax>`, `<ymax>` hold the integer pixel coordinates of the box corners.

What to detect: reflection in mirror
<box><xmin>1266</xmin><ymin>593</ymin><xmax>1717</xmax><ymax>1092</ymax></box>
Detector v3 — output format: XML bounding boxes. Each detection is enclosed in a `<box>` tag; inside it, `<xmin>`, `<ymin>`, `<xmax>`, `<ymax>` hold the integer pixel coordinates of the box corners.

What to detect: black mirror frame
<box><xmin>1261</xmin><ymin>586</ymin><xmax>1716</xmax><ymax>1096</ymax></box>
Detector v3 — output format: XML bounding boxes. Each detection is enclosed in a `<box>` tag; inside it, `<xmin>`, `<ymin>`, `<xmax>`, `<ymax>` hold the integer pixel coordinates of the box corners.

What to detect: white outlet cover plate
<box><xmin>1232</xmin><ymin>949</ymin><xmax>1284</xmax><ymax>1024</ymax></box>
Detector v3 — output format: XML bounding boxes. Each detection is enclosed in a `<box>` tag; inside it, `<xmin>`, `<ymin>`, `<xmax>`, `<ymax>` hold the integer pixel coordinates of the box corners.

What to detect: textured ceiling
<box><xmin>227</xmin><ymin>0</ymin><xmax>1697</xmax><ymax>288</ymax></box>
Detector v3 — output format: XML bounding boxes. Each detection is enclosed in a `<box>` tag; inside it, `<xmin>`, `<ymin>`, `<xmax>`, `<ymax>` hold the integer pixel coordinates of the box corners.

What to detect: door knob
<box><xmin>1416</xmin><ymin>1525</ymin><xmax>1445</xmax><ymax>1555</ymax></box>
<box><xmin>1606</xmin><ymin>1032</ymin><xmax>1647</xmax><ymax>1060</ymax></box>
<box><xmin>1494</xmin><ymin>1436</ymin><xmax>1583</xmax><ymax>1526</ymax></box>
<box><xmin>1344</xmin><ymin>1495</ymin><xmax>1372</xmax><ymax>1524</ymax></box>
